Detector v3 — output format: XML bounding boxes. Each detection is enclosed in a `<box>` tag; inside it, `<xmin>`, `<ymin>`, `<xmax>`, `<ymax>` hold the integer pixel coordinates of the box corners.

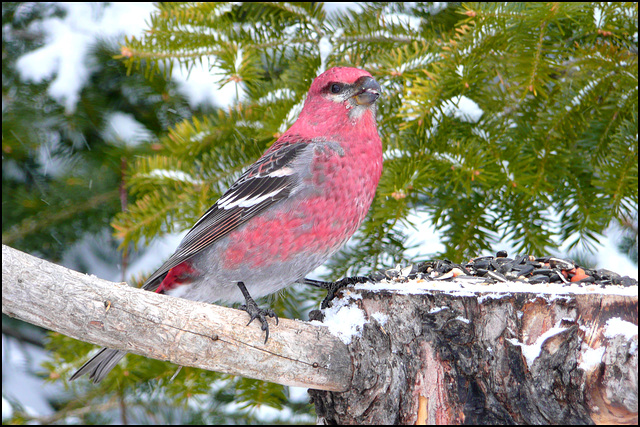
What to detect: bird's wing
<box><xmin>143</xmin><ymin>140</ymin><xmax>309</xmax><ymax>290</ymax></box>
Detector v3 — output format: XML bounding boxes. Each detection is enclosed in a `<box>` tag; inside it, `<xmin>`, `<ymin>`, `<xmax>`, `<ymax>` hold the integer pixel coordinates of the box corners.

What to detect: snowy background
<box><xmin>3</xmin><ymin>2</ymin><xmax>637</xmax><ymax>422</ymax></box>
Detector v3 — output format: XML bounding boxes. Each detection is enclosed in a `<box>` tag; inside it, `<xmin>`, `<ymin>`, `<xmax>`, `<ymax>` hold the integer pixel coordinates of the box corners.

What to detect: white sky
<box><xmin>15</xmin><ymin>2</ymin><xmax>238</xmax><ymax>111</ymax></box>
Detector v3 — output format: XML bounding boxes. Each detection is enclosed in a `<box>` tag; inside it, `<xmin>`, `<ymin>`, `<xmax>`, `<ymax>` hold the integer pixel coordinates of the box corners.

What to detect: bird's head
<box><xmin>291</xmin><ymin>67</ymin><xmax>382</xmax><ymax>137</ymax></box>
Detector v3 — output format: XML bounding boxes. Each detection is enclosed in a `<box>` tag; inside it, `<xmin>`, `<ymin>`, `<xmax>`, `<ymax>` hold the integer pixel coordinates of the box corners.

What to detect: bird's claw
<box><xmin>240</xmin><ymin>301</ymin><xmax>278</xmax><ymax>344</ymax></box>
<box><xmin>320</xmin><ymin>275</ymin><xmax>372</xmax><ymax>309</ymax></box>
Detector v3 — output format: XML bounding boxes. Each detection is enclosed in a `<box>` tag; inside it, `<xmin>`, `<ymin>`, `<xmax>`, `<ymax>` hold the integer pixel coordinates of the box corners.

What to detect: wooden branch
<box><xmin>1</xmin><ymin>245</ymin><xmax>352</xmax><ymax>392</ymax></box>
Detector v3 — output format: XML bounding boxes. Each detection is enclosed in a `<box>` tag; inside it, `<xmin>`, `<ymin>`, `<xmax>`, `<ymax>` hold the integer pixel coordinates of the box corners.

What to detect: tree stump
<box><xmin>309</xmin><ymin>285</ymin><xmax>638</xmax><ymax>425</ymax></box>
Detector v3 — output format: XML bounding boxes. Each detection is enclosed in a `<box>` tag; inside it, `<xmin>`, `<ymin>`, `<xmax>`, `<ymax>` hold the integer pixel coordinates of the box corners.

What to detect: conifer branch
<box><xmin>2</xmin><ymin>190</ymin><xmax>119</xmax><ymax>245</ymax></box>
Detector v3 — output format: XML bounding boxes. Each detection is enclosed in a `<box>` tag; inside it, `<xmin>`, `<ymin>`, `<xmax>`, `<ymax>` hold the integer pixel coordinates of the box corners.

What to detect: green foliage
<box><xmin>2</xmin><ymin>5</ymin><xmax>197</xmax><ymax>262</ymax></box>
<box><xmin>115</xmin><ymin>1</ymin><xmax>637</xmax><ymax>268</ymax></box>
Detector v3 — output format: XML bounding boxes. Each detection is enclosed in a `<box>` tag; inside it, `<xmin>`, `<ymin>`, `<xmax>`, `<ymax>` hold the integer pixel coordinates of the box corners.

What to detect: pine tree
<box><xmin>4</xmin><ymin>2</ymin><xmax>638</xmax><ymax>424</ymax></box>
<box><xmin>115</xmin><ymin>2</ymin><xmax>638</xmax><ymax>272</ymax></box>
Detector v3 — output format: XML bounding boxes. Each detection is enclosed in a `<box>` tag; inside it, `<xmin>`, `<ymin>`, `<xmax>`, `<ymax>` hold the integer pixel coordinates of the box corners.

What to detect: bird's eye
<box><xmin>330</xmin><ymin>84</ymin><xmax>342</xmax><ymax>94</ymax></box>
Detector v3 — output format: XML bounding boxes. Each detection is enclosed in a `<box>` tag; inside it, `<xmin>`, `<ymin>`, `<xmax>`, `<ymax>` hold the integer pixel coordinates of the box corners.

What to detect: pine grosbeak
<box><xmin>70</xmin><ymin>66</ymin><xmax>383</xmax><ymax>383</ymax></box>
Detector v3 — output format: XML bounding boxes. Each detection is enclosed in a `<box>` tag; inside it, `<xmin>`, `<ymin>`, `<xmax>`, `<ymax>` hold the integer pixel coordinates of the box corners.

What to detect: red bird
<box><xmin>70</xmin><ymin>66</ymin><xmax>383</xmax><ymax>383</ymax></box>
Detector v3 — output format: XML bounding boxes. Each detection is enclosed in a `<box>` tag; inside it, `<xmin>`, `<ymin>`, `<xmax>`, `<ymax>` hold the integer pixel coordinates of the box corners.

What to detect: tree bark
<box><xmin>1</xmin><ymin>244</ymin><xmax>351</xmax><ymax>391</ymax></box>
<box><xmin>309</xmin><ymin>288</ymin><xmax>638</xmax><ymax>425</ymax></box>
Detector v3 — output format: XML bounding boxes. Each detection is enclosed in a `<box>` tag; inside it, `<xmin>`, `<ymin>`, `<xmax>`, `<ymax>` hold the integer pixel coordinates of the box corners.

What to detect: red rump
<box><xmin>156</xmin><ymin>262</ymin><xmax>198</xmax><ymax>293</ymax></box>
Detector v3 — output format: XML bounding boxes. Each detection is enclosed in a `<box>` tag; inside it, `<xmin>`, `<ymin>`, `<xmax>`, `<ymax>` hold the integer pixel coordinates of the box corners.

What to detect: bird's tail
<box><xmin>69</xmin><ymin>348</ymin><xmax>127</xmax><ymax>384</ymax></box>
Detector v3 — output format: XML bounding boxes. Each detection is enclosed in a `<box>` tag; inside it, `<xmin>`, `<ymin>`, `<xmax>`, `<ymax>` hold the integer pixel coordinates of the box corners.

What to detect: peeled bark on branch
<box><xmin>1</xmin><ymin>244</ymin><xmax>351</xmax><ymax>391</ymax></box>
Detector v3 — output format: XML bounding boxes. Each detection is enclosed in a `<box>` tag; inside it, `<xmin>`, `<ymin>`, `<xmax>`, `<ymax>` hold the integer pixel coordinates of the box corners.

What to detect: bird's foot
<box><xmin>303</xmin><ymin>276</ymin><xmax>372</xmax><ymax>309</ymax></box>
<box><xmin>237</xmin><ymin>282</ymin><xmax>278</xmax><ymax>344</ymax></box>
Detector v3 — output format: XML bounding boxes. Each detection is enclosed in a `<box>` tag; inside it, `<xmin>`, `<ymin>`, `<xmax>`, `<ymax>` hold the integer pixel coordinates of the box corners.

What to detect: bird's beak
<box><xmin>354</xmin><ymin>76</ymin><xmax>382</xmax><ymax>106</ymax></box>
